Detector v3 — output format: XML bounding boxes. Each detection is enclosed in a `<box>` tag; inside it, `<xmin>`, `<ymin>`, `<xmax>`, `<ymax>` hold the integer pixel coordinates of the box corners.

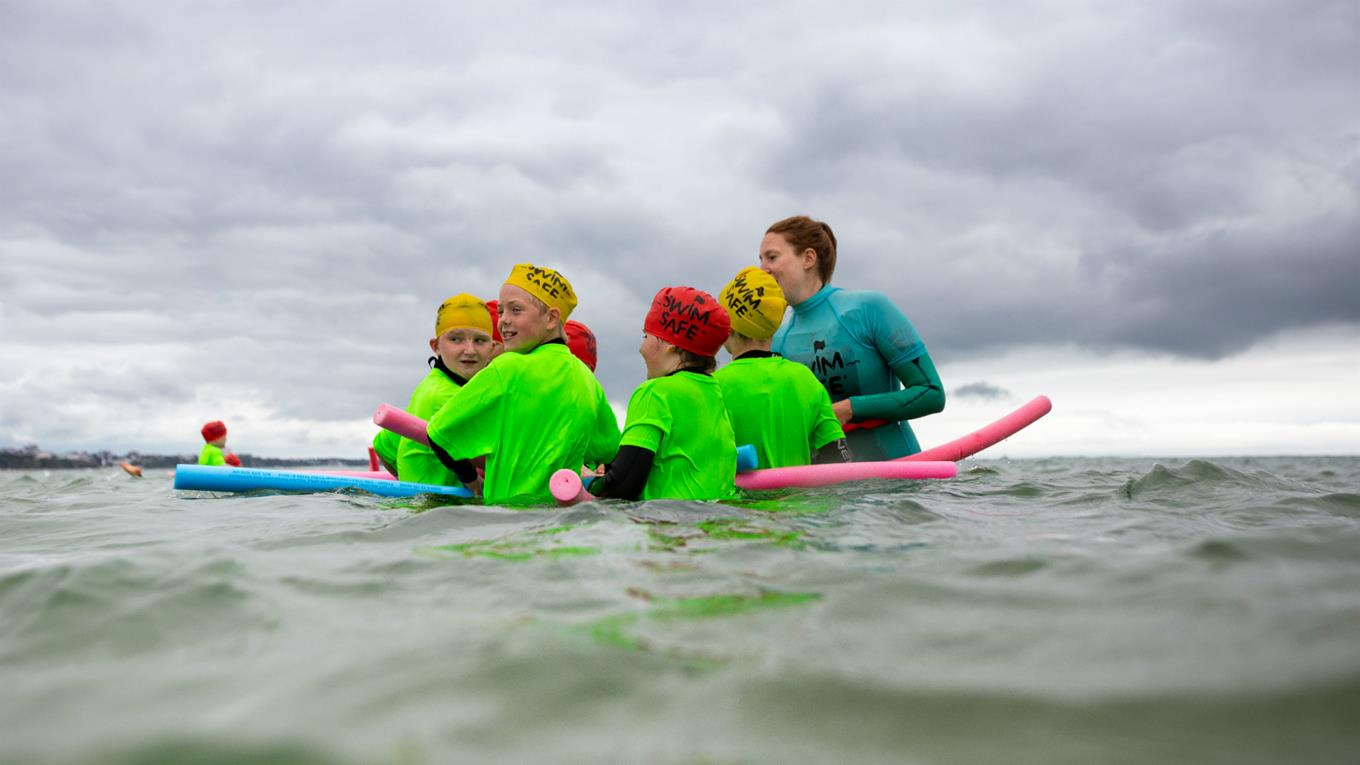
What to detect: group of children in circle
<box><xmin>366</xmin><ymin>257</ymin><xmax>848</xmax><ymax>504</ymax></box>
<box><xmin>197</xmin><ymin>213</ymin><xmax>946</xmax><ymax>504</ymax></box>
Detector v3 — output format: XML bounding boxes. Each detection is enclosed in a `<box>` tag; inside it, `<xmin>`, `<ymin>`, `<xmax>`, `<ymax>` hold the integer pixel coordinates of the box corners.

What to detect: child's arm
<box><xmin>584</xmin><ymin>385</ymin><xmax>622</xmax><ymax>466</ymax></box>
<box><xmin>589</xmin><ymin>445</ymin><xmax>655</xmax><ymax>500</ymax></box>
<box><xmin>427</xmin><ymin>440</ymin><xmax>480</xmax><ymax>486</ymax></box>
<box><xmin>811</xmin><ymin>438</ymin><xmax>853</xmax><ymax>464</ymax></box>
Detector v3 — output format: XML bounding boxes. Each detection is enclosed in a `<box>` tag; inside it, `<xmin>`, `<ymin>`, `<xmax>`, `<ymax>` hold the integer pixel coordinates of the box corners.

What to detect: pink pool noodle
<box><xmin>734</xmin><ymin>460</ymin><xmax>956</xmax><ymax>491</ymax></box>
<box><xmin>373</xmin><ymin>403</ymin><xmax>430</xmax><ymax>446</ymax></box>
<box><xmin>901</xmin><ymin>395</ymin><xmax>1052</xmax><ymax>463</ymax></box>
<box><xmin>551</xmin><ymin>469</ymin><xmax>593</xmax><ymax>505</ymax></box>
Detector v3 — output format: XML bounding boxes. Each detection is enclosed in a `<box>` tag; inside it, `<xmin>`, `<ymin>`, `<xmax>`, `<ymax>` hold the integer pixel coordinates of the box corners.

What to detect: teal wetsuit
<box><xmin>771</xmin><ymin>286</ymin><xmax>944</xmax><ymax>460</ymax></box>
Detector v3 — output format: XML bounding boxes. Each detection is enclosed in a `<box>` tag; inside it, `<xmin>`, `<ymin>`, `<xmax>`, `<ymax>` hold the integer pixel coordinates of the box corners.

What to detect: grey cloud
<box><xmin>753</xmin><ymin>0</ymin><xmax>1359</xmax><ymax>360</ymax></box>
<box><xmin>952</xmin><ymin>382</ymin><xmax>1009</xmax><ymax>400</ymax></box>
<box><xmin>1</xmin><ymin>0</ymin><xmax>1356</xmax><ymax>454</ymax></box>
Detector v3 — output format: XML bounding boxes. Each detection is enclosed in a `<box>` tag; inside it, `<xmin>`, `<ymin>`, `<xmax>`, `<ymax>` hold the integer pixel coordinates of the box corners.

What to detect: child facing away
<box><xmin>198</xmin><ymin>420</ymin><xmax>241</xmax><ymax>467</ymax></box>
<box><xmin>590</xmin><ymin>286</ymin><xmax>737</xmax><ymax>501</ymax></box>
<box><xmin>716</xmin><ymin>267</ymin><xmax>850</xmax><ymax>468</ymax></box>
<box><xmin>372</xmin><ymin>294</ymin><xmax>497</xmax><ymax>486</ymax></box>
<box><xmin>425</xmin><ymin>263</ymin><xmax>620</xmax><ymax>504</ymax></box>
<box><xmin>565</xmin><ymin>320</ymin><xmax>598</xmax><ymax>372</ymax></box>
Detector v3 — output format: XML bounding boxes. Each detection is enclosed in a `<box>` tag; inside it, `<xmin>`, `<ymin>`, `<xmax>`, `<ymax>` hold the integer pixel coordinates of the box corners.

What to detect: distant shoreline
<box><xmin>0</xmin><ymin>453</ymin><xmax>369</xmax><ymax>470</ymax></box>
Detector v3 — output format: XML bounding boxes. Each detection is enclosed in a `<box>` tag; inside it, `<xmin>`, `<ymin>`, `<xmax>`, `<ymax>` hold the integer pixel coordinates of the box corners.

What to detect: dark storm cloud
<box><xmin>952</xmin><ymin>382</ymin><xmax>1009</xmax><ymax>400</ymax></box>
<box><xmin>755</xmin><ymin>0</ymin><xmax>1359</xmax><ymax>360</ymax></box>
<box><xmin>1</xmin><ymin>0</ymin><xmax>1355</xmax><ymax>454</ymax></box>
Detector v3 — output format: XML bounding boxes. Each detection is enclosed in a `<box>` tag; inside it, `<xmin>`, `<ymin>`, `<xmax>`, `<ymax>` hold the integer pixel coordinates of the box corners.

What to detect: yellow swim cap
<box><xmin>720</xmin><ymin>267</ymin><xmax>787</xmax><ymax>340</ymax></box>
<box><xmin>434</xmin><ymin>293</ymin><xmax>494</xmax><ymax>338</ymax></box>
<box><xmin>504</xmin><ymin>263</ymin><xmax>578</xmax><ymax>321</ymax></box>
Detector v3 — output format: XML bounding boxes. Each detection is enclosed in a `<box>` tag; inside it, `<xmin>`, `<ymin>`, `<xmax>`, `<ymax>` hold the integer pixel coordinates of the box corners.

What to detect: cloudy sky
<box><xmin>1</xmin><ymin>0</ymin><xmax>1356</xmax><ymax>459</ymax></box>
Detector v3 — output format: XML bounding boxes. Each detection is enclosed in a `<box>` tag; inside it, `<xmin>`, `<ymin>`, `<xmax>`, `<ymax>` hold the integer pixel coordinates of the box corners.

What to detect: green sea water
<box><xmin>2</xmin><ymin>457</ymin><xmax>1358</xmax><ymax>764</ymax></box>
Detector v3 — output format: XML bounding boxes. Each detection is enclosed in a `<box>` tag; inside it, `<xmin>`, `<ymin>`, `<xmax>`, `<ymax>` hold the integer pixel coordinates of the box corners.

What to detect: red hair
<box><xmin>766</xmin><ymin>215</ymin><xmax>838</xmax><ymax>284</ymax></box>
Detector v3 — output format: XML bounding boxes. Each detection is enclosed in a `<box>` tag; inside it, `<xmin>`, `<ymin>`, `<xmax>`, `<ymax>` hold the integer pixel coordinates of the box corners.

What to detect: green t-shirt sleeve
<box><xmin>427</xmin><ymin>366</ymin><xmax>502</xmax><ymax>461</ymax></box>
<box><xmin>586</xmin><ymin>385</ymin><xmax>622</xmax><ymax>465</ymax></box>
<box><xmin>619</xmin><ymin>384</ymin><xmax>667</xmax><ymax>452</ymax></box>
<box><xmin>789</xmin><ymin>363</ymin><xmax>845</xmax><ymax>450</ymax></box>
<box><xmin>808</xmin><ymin>390</ymin><xmax>846</xmax><ymax>450</ymax></box>
<box><xmin>372</xmin><ymin>430</ymin><xmax>399</xmax><ymax>475</ymax></box>
<box><xmin>396</xmin><ymin>438</ymin><xmax>459</xmax><ymax>486</ymax></box>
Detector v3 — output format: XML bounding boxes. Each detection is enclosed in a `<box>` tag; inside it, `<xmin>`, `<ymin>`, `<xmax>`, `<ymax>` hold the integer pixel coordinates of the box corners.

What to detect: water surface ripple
<box><xmin>2</xmin><ymin>456</ymin><xmax>1357</xmax><ymax>764</ymax></box>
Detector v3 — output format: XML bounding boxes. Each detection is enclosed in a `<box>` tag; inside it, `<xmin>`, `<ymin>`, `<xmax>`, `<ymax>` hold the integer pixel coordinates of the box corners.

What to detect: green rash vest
<box><xmin>395</xmin><ymin>366</ymin><xmax>466</xmax><ymax>486</ymax></box>
<box><xmin>620</xmin><ymin>372</ymin><xmax>737</xmax><ymax>501</ymax></box>
<box><xmin>715</xmin><ymin>355</ymin><xmax>845</xmax><ymax>469</ymax></box>
<box><xmin>371</xmin><ymin>429</ymin><xmax>399</xmax><ymax>476</ymax></box>
<box><xmin>426</xmin><ymin>342</ymin><xmax>620</xmax><ymax>504</ymax></box>
<box><xmin>198</xmin><ymin>443</ymin><xmax>226</xmax><ymax>466</ymax></box>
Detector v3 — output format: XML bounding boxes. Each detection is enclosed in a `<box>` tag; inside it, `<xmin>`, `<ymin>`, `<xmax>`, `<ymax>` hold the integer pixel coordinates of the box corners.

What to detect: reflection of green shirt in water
<box><xmin>620</xmin><ymin>371</ymin><xmax>736</xmax><ymax>500</ymax></box>
<box><xmin>198</xmin><ymin>443</ymin><xmax>226</xmax><ymax>466</ymax></box>
<box><xmin>428</xmin><ymin>342</ymin><xmax>620</xmax><ymax>504</ymax></box>
<box><xmin>715</xmin><ymin>353</ymin><xmax>844</xmax><ymax>469</ymax></box>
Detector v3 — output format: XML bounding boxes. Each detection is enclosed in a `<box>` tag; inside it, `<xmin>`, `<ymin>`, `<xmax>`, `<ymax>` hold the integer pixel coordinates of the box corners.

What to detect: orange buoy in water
<box><xmin>119</xmin><ymin>462</ymin><xmax>143</xmax><ymax>478</ymax></box>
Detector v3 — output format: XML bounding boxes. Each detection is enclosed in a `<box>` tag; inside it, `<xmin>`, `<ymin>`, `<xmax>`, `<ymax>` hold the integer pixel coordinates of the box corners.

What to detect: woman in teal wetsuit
<box><xmin>761</xmin><ymin>215</ymin><xmax>945</xmax><ymax>460</ymax></box>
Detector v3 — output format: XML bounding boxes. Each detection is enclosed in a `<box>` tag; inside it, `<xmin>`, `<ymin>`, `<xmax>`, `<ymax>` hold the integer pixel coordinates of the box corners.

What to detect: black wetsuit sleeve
<box><xmin>426</xmin><ymin>433</ymin><xmax>479</xmax><ymax>485</ymax></box>
<box><xmin>591</xmin><ymin>445</ymin><xmax>656</xmax><ymax>501</ymax></box>
<box><xmin>812</xmin><ymin>438</ymin><xmax>853</xmax><ymax>464</ymax></box>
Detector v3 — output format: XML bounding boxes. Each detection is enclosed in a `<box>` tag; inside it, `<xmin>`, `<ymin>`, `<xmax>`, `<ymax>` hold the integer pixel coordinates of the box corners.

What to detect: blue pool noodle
<box><xmin>174</xmin><ymin>464</ymin><xmax>472</xmax><ymax>498</ymax></box>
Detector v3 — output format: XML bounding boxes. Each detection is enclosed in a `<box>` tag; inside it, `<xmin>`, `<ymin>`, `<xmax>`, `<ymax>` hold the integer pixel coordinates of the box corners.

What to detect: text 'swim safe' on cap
<box><xmin>720</xmin><ymin>267</ymin><xmax>787</xmax><ymax>340</ymax></box>
<box><xmin>644</xmin><ymin>286</ymin><xmax>731</xmax><ymax>357</ymax></box>
<box><xmin>505</xmin><ymin>263</ymin><xmax>577</xmax><ymax>320</ymax></box>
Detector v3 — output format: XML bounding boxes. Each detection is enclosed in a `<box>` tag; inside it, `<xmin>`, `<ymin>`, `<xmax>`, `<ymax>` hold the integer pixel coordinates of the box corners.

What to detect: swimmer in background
<box><xmin>716</xmin><ymin>267</ymin><xmax>850</xmax><ymax>469</ymax></box>
<box><xmin>198</xmin><ymin>420</ymin><xmax>241</xmax><ymax>467</ymax></box>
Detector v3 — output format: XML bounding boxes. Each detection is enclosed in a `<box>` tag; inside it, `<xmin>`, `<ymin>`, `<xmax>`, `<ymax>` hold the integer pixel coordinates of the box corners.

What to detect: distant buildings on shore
<box><xmin>0</xmin><ymin>445</ymin><xmax>367</xmax><ymax>470</ymax></box>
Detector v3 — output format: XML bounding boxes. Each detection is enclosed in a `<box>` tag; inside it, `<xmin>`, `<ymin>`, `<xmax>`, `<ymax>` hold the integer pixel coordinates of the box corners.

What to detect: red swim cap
<box><xmin>565</xmin><ymin>320</ymin><xmax>598</xmax><ymax>371</ymax></box>
<box><xmin>224</xmin><ymin>453</ymin><xmax>242</xmax><ymax>467</ymax></box>
<box><xmin>201</xmin><ymin>420</ymin><xmax>227</xmax><ymax>442</ymax></box>
<box><xmin>483</xmin><ymin>299</ymin><xmax>503</xmax><ymax>343</ymax></box>
<box><xmin>643</xmin><ymin>286</ymin><xmax>731</xmax><ymax>357</ymax></box>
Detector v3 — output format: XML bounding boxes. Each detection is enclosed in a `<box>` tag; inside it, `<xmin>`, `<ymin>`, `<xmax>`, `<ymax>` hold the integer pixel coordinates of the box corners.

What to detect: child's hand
<box><xmin>465</xmin><ymin>475</ymin><xmax>485</xmax><ymax>498</ymax></box>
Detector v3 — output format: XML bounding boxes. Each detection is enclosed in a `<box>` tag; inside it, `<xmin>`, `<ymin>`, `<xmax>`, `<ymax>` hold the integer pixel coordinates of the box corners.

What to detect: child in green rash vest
<box><xmin>591</xmin><ymin>286</ymin><xmax>737</xmax><ymax>501</ymax></box>
<box><xmin>425</xmin><ymin>263</ymin><xmax>620</xmax><ymax>504</ymax></box>
<box><xmin>374</xmin><ymin>294</ymin><xmax>497</xmax><ymax>485</ymax></box>
<box><xmin>198</xmin><ymin>420</ymin><xmax>240</xmax><ymax>466</ymax></box>
<box><xmin>716</xmin><ymin>267</ymin><xmax>850</xmax><ymax>469</ymax></box>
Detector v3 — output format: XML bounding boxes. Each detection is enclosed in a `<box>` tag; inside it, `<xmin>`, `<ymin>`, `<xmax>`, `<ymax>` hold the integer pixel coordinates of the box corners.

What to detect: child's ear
<box><xmin>428</xmin><ymin>337</ymin><xmax>439</xmax><ymax>354</ymax></box>
<box><xmin>548</xmin><ymin>307</ymin><xmax>563</xmax><ymax>329</ymax></box>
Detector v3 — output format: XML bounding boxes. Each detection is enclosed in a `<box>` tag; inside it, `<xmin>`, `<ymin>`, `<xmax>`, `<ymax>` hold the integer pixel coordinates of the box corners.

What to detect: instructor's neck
<box><xmin>786</xmin><ymin>277</ymin><xmax>825</xmax><ymax>307</ymax></box>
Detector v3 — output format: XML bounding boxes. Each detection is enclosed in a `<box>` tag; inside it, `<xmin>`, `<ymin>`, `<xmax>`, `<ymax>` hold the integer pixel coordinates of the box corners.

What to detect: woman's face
<box><xmin>758</xmin><ymin>232</ymin><xmax>819</xmax><ymax>301</ymax></box>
